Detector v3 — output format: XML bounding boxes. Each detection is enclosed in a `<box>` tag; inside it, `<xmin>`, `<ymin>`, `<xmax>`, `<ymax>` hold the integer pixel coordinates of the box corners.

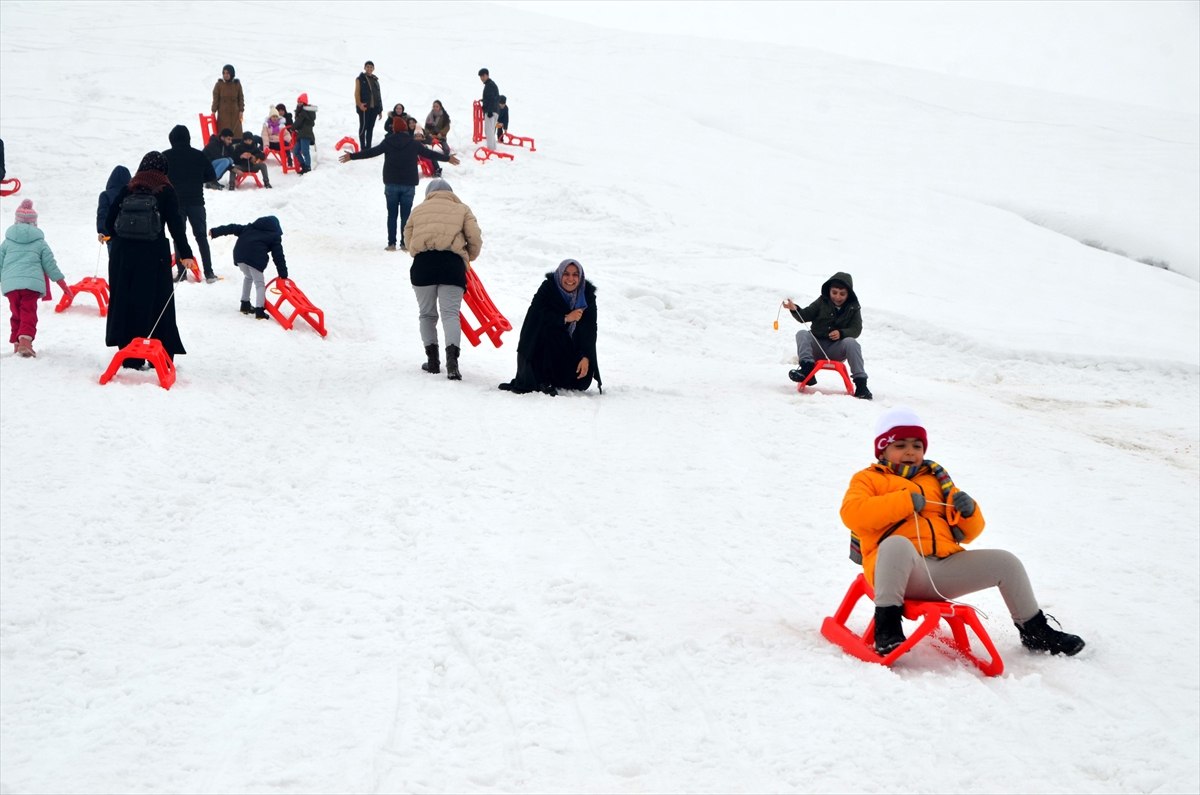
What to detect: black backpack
<box><xmin>114</xmin><ymin>191</ymin><xmax>162</xmax><ymax>241</ymax></box>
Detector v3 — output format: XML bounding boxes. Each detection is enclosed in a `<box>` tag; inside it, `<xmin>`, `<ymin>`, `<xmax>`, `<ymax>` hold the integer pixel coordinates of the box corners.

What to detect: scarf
<box><xmin>879</xmin><ymin>458</ymin><xmax>963</xmax><ymax>539</ymax></box>
<box><xmin>127</xmin><ymin>152</ymin><xmax>172</xmax><ymax>194</ymax></box>
<box><xmin>554</xmin><ymin>258</ymin><xmax>587</xmax><ymax>338</ymax></box>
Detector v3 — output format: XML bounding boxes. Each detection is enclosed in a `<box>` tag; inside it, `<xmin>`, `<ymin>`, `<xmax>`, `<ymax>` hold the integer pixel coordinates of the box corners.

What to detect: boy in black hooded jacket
<box><xmin>210</xmin><ymin>216</ymin><xmax>288</xmax><ymax>319</ymax></box>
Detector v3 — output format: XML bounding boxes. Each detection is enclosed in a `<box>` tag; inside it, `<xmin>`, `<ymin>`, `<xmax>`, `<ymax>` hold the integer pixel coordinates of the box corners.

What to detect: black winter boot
<box><xmin>873</xmin><ymin>605</ymin><xmax>906</xmax><ymax>656</ymax></box>
<box><xmin>853</xmin><ymin>376</ymin><xmax>873</xmax><ymax>400</ymax></box>
<box><xmin>788</xmin><ymin>360</ymin><xmax>817</xmax><ymax>385</ymax></box>
<box><xmin>445</xmin><ymin>345</ymin><xmax>462</xmax><ymax>380</ymax></box>
<box><xmin>254</xmin><ymin>307</ymin><xmax>270</xmax><ymax>320</ymax></box>
<box><xmin>1017</xmin><ymin>611</ymin><xmax>1085</xmax><ymax>656</ymax></box>
<box><xmin>240</xmin><ymin>301</ymin><xmax>254</xmax><ymax>314</ymax></box>
<box><xmin>421</xmin><ymin>344</ymin><xmax>440</xmax><ymax>374</ymax></box>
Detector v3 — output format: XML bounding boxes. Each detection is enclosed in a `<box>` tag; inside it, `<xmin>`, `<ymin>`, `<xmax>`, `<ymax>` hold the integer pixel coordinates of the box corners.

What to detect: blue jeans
<box><xmin>211</xmin><ymin>158</ymin><xmax>232</xmax><ymax>179</ymax></box>
<box><xmin>296</xmin><ymin>138</ymin><xmax>311</xmax><ymax>171</ymax></box>
<box><xmin>384</xmin><ymin>183</ymin><xmax>415</xmax><ymax>247</ymax></box>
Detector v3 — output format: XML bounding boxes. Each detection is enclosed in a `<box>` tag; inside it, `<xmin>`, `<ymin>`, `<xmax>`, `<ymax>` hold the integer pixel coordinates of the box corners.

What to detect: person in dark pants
<box><xmin>355</xmin><ymin>60</ymin><xmax>383</xmax><ymax>150</ymax></box>
<box><xmin>339</xmin><ymin>116</ymin><xmax>461</xmax><ymax>251</ymax></box>
<box><xmin>233</xmin><ymin>131</ymin><xmax>272</xmax><ymax>189</ymax></box>
<box><xmin>163</xmin><ymin>125</ymin><xmax>219</xmax><ymax>283</ymax></box>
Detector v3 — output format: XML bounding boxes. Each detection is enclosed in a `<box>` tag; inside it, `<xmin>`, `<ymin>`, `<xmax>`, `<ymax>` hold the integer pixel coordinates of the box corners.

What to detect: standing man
<box><xmin>339</xmin><ymin>116</ymin><xmax>461</xmax><ymax>252</ymax></box>
<box><xmin>478</xmin><ymin>67</ymin><xmax>500</xmax><ymax>150</ymax></box>
<box><xmin>355</xmin><ymin>61</ymin><xmax>383</xmax><ymax>150</ymax></box>
<box><xmin>164</xmin><ymin>124</ymin><xmax>220</xmax><ymax>283</ymax></box>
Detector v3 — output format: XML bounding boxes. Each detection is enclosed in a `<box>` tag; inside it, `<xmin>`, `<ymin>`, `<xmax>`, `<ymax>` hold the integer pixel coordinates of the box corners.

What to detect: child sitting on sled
<box><xmin>839</xmin><ymin>406</ymin><xmax>1085</xmax><ymax>657</ymax></box>
<box><xmin>209</xmin><ymin>216</ymin><xmax>287</xmax><ymax>319</ymax></box>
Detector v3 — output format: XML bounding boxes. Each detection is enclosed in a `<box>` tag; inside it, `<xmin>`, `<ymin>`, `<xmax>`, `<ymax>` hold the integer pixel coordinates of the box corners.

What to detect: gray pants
<box><xmin>484</xmin><ymin>112</ymin><xmax>498</xmax><ymax>149</ymax></box>
<box><xmin>413</xmin><ymin>284</ymin><xmax>464</xmax><ymax>348</ymax></box>
<box><xmin>239</xmin><ymin>263</ymin><xmax>265</xmax><ymax>308</ymax></box>
<box><xmin>873</xmin><ymin>535</ymin><xmax>1039</xmax><ymax>623</ymax></box>
<box><xmin>795</xmin><ymin>330</ymin><xmax>867</xmax><ymax>379</ymax></box>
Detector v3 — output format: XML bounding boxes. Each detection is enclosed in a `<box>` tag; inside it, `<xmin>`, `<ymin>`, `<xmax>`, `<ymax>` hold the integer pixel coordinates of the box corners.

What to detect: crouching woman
<box><xmin>499</xmin><ymin>258</ymin><xmax>601</xmax><ymax>396</ymax></box>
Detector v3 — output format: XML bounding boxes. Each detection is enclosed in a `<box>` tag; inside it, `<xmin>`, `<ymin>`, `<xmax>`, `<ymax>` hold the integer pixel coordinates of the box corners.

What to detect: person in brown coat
<box><xmin>403</xmin><ymin>178</ymin><xmax>482</xmax><ymax>380</ymax></box>
<box><xmin>211</xmin><ymin>64</ymin><xmax>245</xmax><ymax>137</ymax></box>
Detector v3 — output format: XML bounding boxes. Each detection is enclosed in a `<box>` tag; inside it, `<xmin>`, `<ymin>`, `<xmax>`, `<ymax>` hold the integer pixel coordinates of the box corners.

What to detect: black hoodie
<box><xmin>210</xmin><ymin>216</ymin><xmax>288</xmax><ymax>277</ymax></box>
<box><xmin>163</xmin><ymin>124</ymin><xmax>216</xmax><ymax>206</ymax></box>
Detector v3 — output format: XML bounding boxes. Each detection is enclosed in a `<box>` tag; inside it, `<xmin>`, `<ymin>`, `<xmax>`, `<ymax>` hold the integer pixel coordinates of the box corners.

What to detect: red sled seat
<box><xmin>98</xmin><ymin>337</ymin><xmax>176</xmax><ymax>390</ymax></box>
<box><xmin>265</xmin><ymin>277</ymin><xmax>327</xmax><ymax>337</ymax></box>
<box><xmin>55</xmin><ymin>276</ymin><xmax>110</xmax><ymax>316</ymax></box>
<box><xmin>820</xmin><ymin>573</ymin><xmax>1004</xmax><ymax>677</ymax></box>
<box><xmin>795</xmin><ymin>359</ymin><xmax>854</xmax><ymax>395</ymax></box>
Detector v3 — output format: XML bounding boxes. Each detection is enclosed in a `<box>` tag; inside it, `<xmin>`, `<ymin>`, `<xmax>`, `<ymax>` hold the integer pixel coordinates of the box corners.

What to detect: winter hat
<box><xmin>269</xmin><ymin>107</ymin><xmax>281</xmax><ymax>119</ymax></box>
<box><xmin>14</xmin><ymin>199</ymin><xmax>37</xmax><ymax>226</ymax></box>
<box><xmin>873</xmin><ymin>406</ymin><xmax>927</xmax><ymax>458</ymax></box>
<box><xmin>137</xmin><ymin>151</ymin><xmax>169</xmax><ymax>174</ymax></box>
<box><xmin>425</xmin><ymin>178</ymin><xmax>453</xmax><ymax>197</ymax></box>
<box><xmin>391</xmin><ymin>115</ymin><xmax>407</xmax><ymax>134</ymax></box>
<box><xmin>297</xmin><ymin>93</ymin><xmax>309</xmax><ymax>105</ymax></box>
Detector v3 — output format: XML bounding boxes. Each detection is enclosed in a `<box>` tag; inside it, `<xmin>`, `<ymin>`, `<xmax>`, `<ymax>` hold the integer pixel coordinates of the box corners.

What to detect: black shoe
<box><xmin>1017</xmin><ymin>611</ymin><xmax>1085</xmax><ymax>656</ymax></box>
<box><xmin>873</xmin><ymin>605</ymin><xmax>906</xmax><ymax>655</ymax></box>
<box><xmin>421</xmin><ymin>344</ymin><xmax>440</xmax><ymax>374</ymax></box>
<box><xmin>254</xmin><ymin>307</ymin><xmax>270</xmax><ymax>320</ymax></box>
<box><xmin>853</xmin><ymin>376</ymin><xmax>873</xmax><ymax>400</ymax></box>
<box><xmin>788</xmin><ymin>360</ymin><xmax>817</xmax><ymax>385</ymax></box>
<box><xmin>445</xmin><ymin>344</ymin><xmax>462</xmax><ymax>380</ymax></box>
<box><xmin>240</xmin><ymin>301</ymin><xmax>254</xmax><ymax>314</ymax></box>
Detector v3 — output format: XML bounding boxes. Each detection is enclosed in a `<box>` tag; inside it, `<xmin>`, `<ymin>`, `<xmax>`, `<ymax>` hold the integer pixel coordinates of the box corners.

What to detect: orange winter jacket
<box><xmin>840</xmin><ymin>463</ymin><xmax>986</xmax><ymax>587</ymax></box>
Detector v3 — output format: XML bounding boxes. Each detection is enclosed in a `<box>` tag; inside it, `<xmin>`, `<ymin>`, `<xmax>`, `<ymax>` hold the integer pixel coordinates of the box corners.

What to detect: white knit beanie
<box><xmin>873</xmin><ymin>406</ymin><xmax>927</xmax><ymax>457</ymax></box>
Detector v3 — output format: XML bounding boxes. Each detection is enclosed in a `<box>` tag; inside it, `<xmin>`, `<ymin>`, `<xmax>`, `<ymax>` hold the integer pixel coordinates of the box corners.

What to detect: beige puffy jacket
<box><xmin>403</xmin><ymin>191</ymin><xmax>482</xmax><ymax>267</ymax></box>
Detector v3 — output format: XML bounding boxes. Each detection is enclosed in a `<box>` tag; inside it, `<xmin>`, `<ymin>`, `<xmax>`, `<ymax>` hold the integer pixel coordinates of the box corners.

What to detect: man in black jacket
<box><xmin>339</xmin><ymin>117</ymin><xmax>461</xmax><ymax>251</ymax></box>
<box><xmin>478</xmin><ymin>67</ymin><xmax>500</xmax><ymax>149</ymax></box>
<box><xmin>201</xmin><ymin>128</ymin><xmax>238</xmax><ymax>190</ymax></box>
<box><xmin>164</xmin><ymin>124</ymin><xmax>219</xmax><ymax>282</ymax></box>
<box><xmin>355</xmin><ymin>60</ymin><xmax>383</xmax><ymax>150</ymax></box>
<box><xmin>233</xmin><ymin>131</ymin><xmax>272</xmax><ymax>189</ymax></box>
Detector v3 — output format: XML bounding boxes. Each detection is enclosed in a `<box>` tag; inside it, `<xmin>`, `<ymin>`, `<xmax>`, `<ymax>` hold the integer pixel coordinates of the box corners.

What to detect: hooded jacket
<box><xmin>163</xmin><ymin>125</ymin><xmax>217</xmax><ymax>206</ymax></box>
<box><xmin>212</xmin><ymin>65</ymin><xmax>245</xmax><ymax>136</ymax></box>
<box><xmin>840</xmin><ymin>463</ymin><xmax>986</xmax><ymax>588</ymax></box>
<box><xmin>348</xmin><ymin>129</ymin><xmax>451</xmax><ymax>185</ymax></box>
<box><xmin>403</xmin><ymin>188</ymin><xmax>482</xmax><ymax>280</ymax></box>
<box><xmin>97</xmin><ymin>165</ymin><xmax>131</xmax><ymax>234</ymax></box>
<box><xmin>210</xmin><ymin>216</ymin><xmax>287</xmax><ymax>277</ymax></box>
<box><xmin>789</xmin><ymin>271</ymin><xmax>862</xmax><ymax>339</ymax></box>
<box><xmin>0</xmin><ymin>224</ymin><xmax>64</xmax><ymax>296</ymax></box>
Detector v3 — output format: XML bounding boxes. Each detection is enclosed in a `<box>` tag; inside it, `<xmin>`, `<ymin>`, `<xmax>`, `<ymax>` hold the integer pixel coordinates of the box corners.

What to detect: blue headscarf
<box><xmin>554</xmin><ymin>258</ymin><xmax>587</xmax><ymax>310</ymax></box>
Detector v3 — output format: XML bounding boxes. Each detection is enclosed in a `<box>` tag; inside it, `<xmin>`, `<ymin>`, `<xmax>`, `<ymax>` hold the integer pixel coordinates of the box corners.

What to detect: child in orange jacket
<box><xmin>840</xmin><ymin>406</ymin><xmax>1085</xmax><ymax>657</ymax></box>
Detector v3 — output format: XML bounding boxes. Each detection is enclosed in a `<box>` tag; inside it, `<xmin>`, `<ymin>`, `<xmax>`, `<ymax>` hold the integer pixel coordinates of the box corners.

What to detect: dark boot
<box><xmin>788</xmin><ymin>360</ymin><xmax>817</xmax><ymax>385</ymax></box>
<box><xmin>445</xmin><ymin>345</ymin><xmax>462</xmax><ymax>380</ymax></box>
<box><xmin>421</xmin><ymin>344</ymin><xmax>440</xmax><ymax>374</ymax></box>
<box><xmin>1016</xmin><ymin>611</ymin><xmax>1085</xmax><ymax>656</ymax></box>
<box><xmin>240</xmin><ymin>301</ymin><xmax>254</xmax><ymax>314</ymax></box>
<box><xmin>853</xmin><ymin>376</ymin><xmax>873</xmax><ymax>400</ymax></box>
<box><xmin>254</xmin><ymin>307</ymin><xmax>270</xmax><ymax>320</ymax></box>
<box><xmin>873</xmin><ymin>605</ymin><xmax>906</xmax><ymax>656</ymax></box>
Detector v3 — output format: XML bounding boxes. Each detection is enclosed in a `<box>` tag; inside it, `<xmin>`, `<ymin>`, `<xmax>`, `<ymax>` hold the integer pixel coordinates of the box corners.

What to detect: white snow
<box><xmin>1</xmin><ymin>1</ymin><xmax>1197</xmax><ymax>793</ymax></box>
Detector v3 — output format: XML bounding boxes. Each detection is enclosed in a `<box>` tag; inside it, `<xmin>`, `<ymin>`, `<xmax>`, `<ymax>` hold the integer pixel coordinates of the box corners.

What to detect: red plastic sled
<box><xmin>795</xmin><ymin>359</ymin><xmax>854</xmax><ymax>395</ymax></box>
<box><xmin>99</xmin><ymin>337</ymin><xmax>176</xmax><ymax>390</ymax></box>
<box><xmin>264</xmin><ymin>277</ymin><xmax>327</xmax><ymax>337</ymax></box>
<box><xmin>56</xmin><ymin>276</ymin><xmax>110</xmax><ymax>316</ymax></box>
<box><xmin>459</xmin><ymin>267</ymin><xmax>511</xmax><ymax>348</ymax></box>
<box><xmin>821</xmin><ymin>574</ymin><xmax>1004</xmax><ymax>677</ymax></box>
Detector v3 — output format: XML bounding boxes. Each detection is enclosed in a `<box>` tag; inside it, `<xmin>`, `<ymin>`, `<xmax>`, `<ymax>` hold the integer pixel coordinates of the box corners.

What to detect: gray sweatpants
<box><xmin>238</xmin><ymin>263</ymin><xmax>265</xmax><ymax>308</ymax></box>
<box><xmin>795</xmin><ymin>331</ymin><xmax>867</xmax><ymax>379</ymax></box>
<box><xmin>873</xmin><ymin>535</ymin><xmax>1040</xmax><ymax>623</ymax></box>
<box><xmin>412</xmin><ymin>284</ymin><xmax>465</xmax><ymax>348</ymax></box>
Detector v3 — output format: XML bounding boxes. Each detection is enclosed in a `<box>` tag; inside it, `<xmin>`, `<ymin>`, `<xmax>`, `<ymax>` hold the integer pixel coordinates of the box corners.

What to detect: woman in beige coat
<box><xmin>403</xmin><ymin>178</ymin><xmax>482</xmax><ymax>380</ymax></box>
<box><xmin>211</xmin><ymin>64</ymin><xmax>245</xmax><ymax>137</ymax></box>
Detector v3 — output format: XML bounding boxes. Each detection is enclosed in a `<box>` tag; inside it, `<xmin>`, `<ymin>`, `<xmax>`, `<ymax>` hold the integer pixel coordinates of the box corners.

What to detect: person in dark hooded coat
<box><xmin>103</xmin><ymin>151</ymin><xmax>196</xmax><ymax>367</ymax></box>
<box><xmin>782</xmin><ymin>270</ymin><xmax>871</xmax><ymax>399</ymax></box>
<box><xmin>211</xmin><ymin>64</ymin><xmax>245</xmax><ymax>137</ymax></box>
<box><xmin>96</xmin><ymin>165</ymin><xmax>131</xmax><ymax>244</ymax></box>
<box><xmin>209</xmin><ymin>216</ymin><xmax>287</xmax><ymax>320</ymax></box>
<box><xmin>499</xmin><ymin>258</ymin><xmax>601</xmax><ymax>396</ymax></box>
<box><xmin>163</xmin><ymin>124</ymin><xmax>218</xmax><ymax>282</ymax></box>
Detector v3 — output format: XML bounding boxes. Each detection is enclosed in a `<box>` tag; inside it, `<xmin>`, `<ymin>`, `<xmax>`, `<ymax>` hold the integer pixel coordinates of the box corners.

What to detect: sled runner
<box><xmin>459</xmin><ymin>267</ymin><xmax>511</xmax><ymax>348</ymax></box>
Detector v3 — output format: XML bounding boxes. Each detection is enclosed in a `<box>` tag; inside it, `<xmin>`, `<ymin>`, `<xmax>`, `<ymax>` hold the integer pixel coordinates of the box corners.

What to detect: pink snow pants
<box><xmin>7</xmin><ymin>289</ymin><xmax>40</xmax><ymax>342</ymax></box>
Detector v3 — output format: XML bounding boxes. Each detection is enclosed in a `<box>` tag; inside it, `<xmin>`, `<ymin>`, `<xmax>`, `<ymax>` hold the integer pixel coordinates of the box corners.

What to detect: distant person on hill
<box><xmin>402</xmin><ymin>178</ymin><xmax>482</xmax><ymax>380</ymax></box>
<box><xmin>355</xmin><ymin>60</ymin><xmax>383</xmax><ymax>150</ymax></box>
<box><xmin>164</xmin><ymin>124</ymin><xmax>219</xmax><ymax>283</ymax></box>
<box><xmin>782</xmin><ymin>271</ymin><xmax>871</xmax><ymax>399</ymax></box>
<box><xmin>96</xmin><ymin>165</ymin><xmax>131</xmax><ymax>245</ymax></box>
<box><xmin>339</xmin><ymin>115</ymin><xmax>460</xmax><ymax>252</ymax></box>
<box><xmin>211</xmin><ymin>64</ymin><xmax>244</xmax><ymax>137</ymax></box>
<box><xmin>478</xmin><ymin>67</ymin><xmax>500</xmax><ymax>149</ymax></box>
<box><xmin>1</xmin><ymin>199</ymin><xmax>71</xmax><ymax>358</ymax></box>
<box><xmin>293</xmin><ymin>93</ymin><xmax>317</xmax><ymax>173</ymax></box>
<box><xmin>201</xmin><ymin>128</ymin><xmax>238</xmax><ymax>190</ymax></box>
<box><xmin>499</xmin><ymin>259</ymin><xmax>601</xmax><ymax>396</ymax></box>
<box><xmin>103</xmin><ymin>151</ymin><xmax>196</xmax><ymax>369</ymax></box>
<box><xmin>210</xmin><ymin>216</ymin><xmax>288</xmax><ymax>320</ymax></box>
<box><xmin>233</xmin><ymin>130</ymin><xmax>272</xmax><ymax>189</ymax></box>
<box><xmin>841</xmin><ymin>406</ymin><xmax>1086</xmax><ymax>657</ymax></box>
<box><xmin>495</xmin><ymin>95</ymin><xmax>508</xmax><ymax>138</ymax></box>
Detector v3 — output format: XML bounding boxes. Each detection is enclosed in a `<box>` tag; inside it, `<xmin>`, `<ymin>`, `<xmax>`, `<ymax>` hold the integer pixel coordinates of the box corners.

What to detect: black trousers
<box><xmin>358</xmin><ymin>107</ymin><xmax>380</xmax><ymax>149</ymax></box>
<box><xmin>177</xmin><ymin>202</ymin><xmax>212</xmax><ymax>277</ymax></box>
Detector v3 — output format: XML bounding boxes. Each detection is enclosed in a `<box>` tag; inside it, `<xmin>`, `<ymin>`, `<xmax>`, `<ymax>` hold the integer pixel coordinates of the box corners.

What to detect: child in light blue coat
<box><xmin>0</xmin><ymin>199</ymin><xmax>71</xmax><ymax>357</ymax></box>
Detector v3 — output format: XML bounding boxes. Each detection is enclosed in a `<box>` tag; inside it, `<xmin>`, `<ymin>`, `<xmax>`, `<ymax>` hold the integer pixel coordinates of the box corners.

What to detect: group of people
<box><xmin>211</xmin><ymin>64</ymin><xmax>317</xmax><ymax>185</ymax></box>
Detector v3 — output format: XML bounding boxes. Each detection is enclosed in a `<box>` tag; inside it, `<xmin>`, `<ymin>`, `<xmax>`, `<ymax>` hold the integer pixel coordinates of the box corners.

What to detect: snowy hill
<box><xmin>1</xmin><ymin>2</ymin><xmax>1197</xmax><ymax>793</ymax></box>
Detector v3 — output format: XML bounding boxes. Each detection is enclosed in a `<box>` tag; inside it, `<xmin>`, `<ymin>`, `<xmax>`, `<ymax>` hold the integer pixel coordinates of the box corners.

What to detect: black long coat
<box><xmin>510</xmin><ymin>275</ymin><xmax>600</xmax><ymax>392</ymax></box>
<box><xmin>103</xmin><ymin>185</ymin><xmax>194</xmax><ymax>356</ymax></box>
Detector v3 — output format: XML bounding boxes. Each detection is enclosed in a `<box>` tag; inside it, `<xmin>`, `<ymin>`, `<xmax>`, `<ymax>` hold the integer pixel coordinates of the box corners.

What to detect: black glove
<box><xmin>953</xmin><ymin>491</ymin><xmax>976</xmax><ymax>517</ymax></box>
<box><xmin>910</xmin><ymin>492</ymin><xmax>925</xmax><ymax>512</ymax></box>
